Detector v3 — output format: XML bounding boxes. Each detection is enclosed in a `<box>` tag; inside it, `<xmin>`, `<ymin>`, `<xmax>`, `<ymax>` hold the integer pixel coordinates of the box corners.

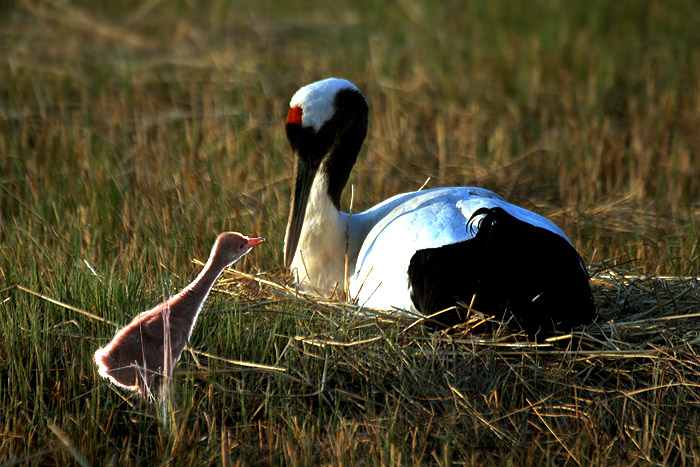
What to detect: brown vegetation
<box><xmin>1</xmin><ymin>0</ymin><xmax>699</xmax><ymax>464</ymax></box>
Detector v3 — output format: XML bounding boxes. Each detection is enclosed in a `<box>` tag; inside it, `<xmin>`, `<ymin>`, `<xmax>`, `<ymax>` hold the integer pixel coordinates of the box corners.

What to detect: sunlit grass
<box><xmin>1</xmin><ymin>0</ymin><xmax>700</xmax><ymax>464</ymax></box>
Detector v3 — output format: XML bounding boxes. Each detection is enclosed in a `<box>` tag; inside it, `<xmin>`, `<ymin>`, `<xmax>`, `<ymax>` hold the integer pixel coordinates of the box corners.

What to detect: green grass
<box><xmin>2</xmin><ymin>0</ymin><xmax>700</xmax><ymax>464</ymax></box>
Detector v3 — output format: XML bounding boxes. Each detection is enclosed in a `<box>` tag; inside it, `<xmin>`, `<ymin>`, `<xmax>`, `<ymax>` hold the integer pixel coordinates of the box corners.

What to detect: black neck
<box><xmin>320</xmin><ymin>89</ymin><xmax>368</xmax><ymax>209</ymax></box>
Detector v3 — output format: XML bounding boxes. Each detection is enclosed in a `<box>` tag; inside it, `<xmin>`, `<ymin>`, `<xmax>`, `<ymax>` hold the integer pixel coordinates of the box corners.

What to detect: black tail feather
<box><xmin>408</xmin><ymin>207</ymin><xmax>596</xmax><ymax>337</ymax></box>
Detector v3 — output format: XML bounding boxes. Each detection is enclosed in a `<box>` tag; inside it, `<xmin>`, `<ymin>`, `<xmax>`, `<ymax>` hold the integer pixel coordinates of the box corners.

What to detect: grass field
<box><xmin>2</xmin><ymin>0</ymin><xmax>700</xmax><ymax>464</ymax></box>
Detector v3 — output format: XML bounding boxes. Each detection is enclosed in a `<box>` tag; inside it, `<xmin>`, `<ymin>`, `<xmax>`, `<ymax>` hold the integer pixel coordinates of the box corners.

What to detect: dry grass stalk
<box><xmin>213</xmin><ymin>260</ymin><xmax>700</xmax><ymax>358</ymax></box>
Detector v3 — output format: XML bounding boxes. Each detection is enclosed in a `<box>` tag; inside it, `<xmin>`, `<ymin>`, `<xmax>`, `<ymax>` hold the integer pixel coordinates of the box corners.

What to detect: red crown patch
<box><xmin>286</xmin><ymin>106</ymin><xmax>303</xmax><ymax>126</ymax></box>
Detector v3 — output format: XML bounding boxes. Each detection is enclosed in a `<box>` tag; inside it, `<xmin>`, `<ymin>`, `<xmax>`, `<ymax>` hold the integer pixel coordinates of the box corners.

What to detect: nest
<box><xmin>208</xmin><ymin>261</ymin><xmax>700</xmax><ymax>353</ymax></box>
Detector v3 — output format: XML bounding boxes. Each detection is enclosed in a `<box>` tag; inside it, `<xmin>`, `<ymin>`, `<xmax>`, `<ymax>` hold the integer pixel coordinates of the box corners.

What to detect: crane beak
<box><xmin>284</xmin><ymin>156</ymin><xmax>318</xmax><ymax>269</ymax></box>
<box><xmin>245</xmin><ymin>236</ymin><xmax>266</xmax><ymax>249</ymax></box>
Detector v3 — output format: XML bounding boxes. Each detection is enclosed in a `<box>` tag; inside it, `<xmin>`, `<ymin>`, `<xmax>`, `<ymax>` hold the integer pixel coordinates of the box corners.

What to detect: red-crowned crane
<box><xmin>283</xmin><ymin>78</ymin><xmax>595</xmax><ymax>336</ymax></box>
<box><xmin>94</xmin><ymin>232</ymin><xmax>264</xmax><ymax>394</ymax></box>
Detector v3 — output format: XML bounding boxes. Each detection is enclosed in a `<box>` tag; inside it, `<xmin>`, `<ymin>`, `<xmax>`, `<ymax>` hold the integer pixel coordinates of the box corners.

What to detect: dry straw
<box><xmin>212</xmin><ymin>262</ymin><xmax>700</xmax><ymax>354</ymax></box>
